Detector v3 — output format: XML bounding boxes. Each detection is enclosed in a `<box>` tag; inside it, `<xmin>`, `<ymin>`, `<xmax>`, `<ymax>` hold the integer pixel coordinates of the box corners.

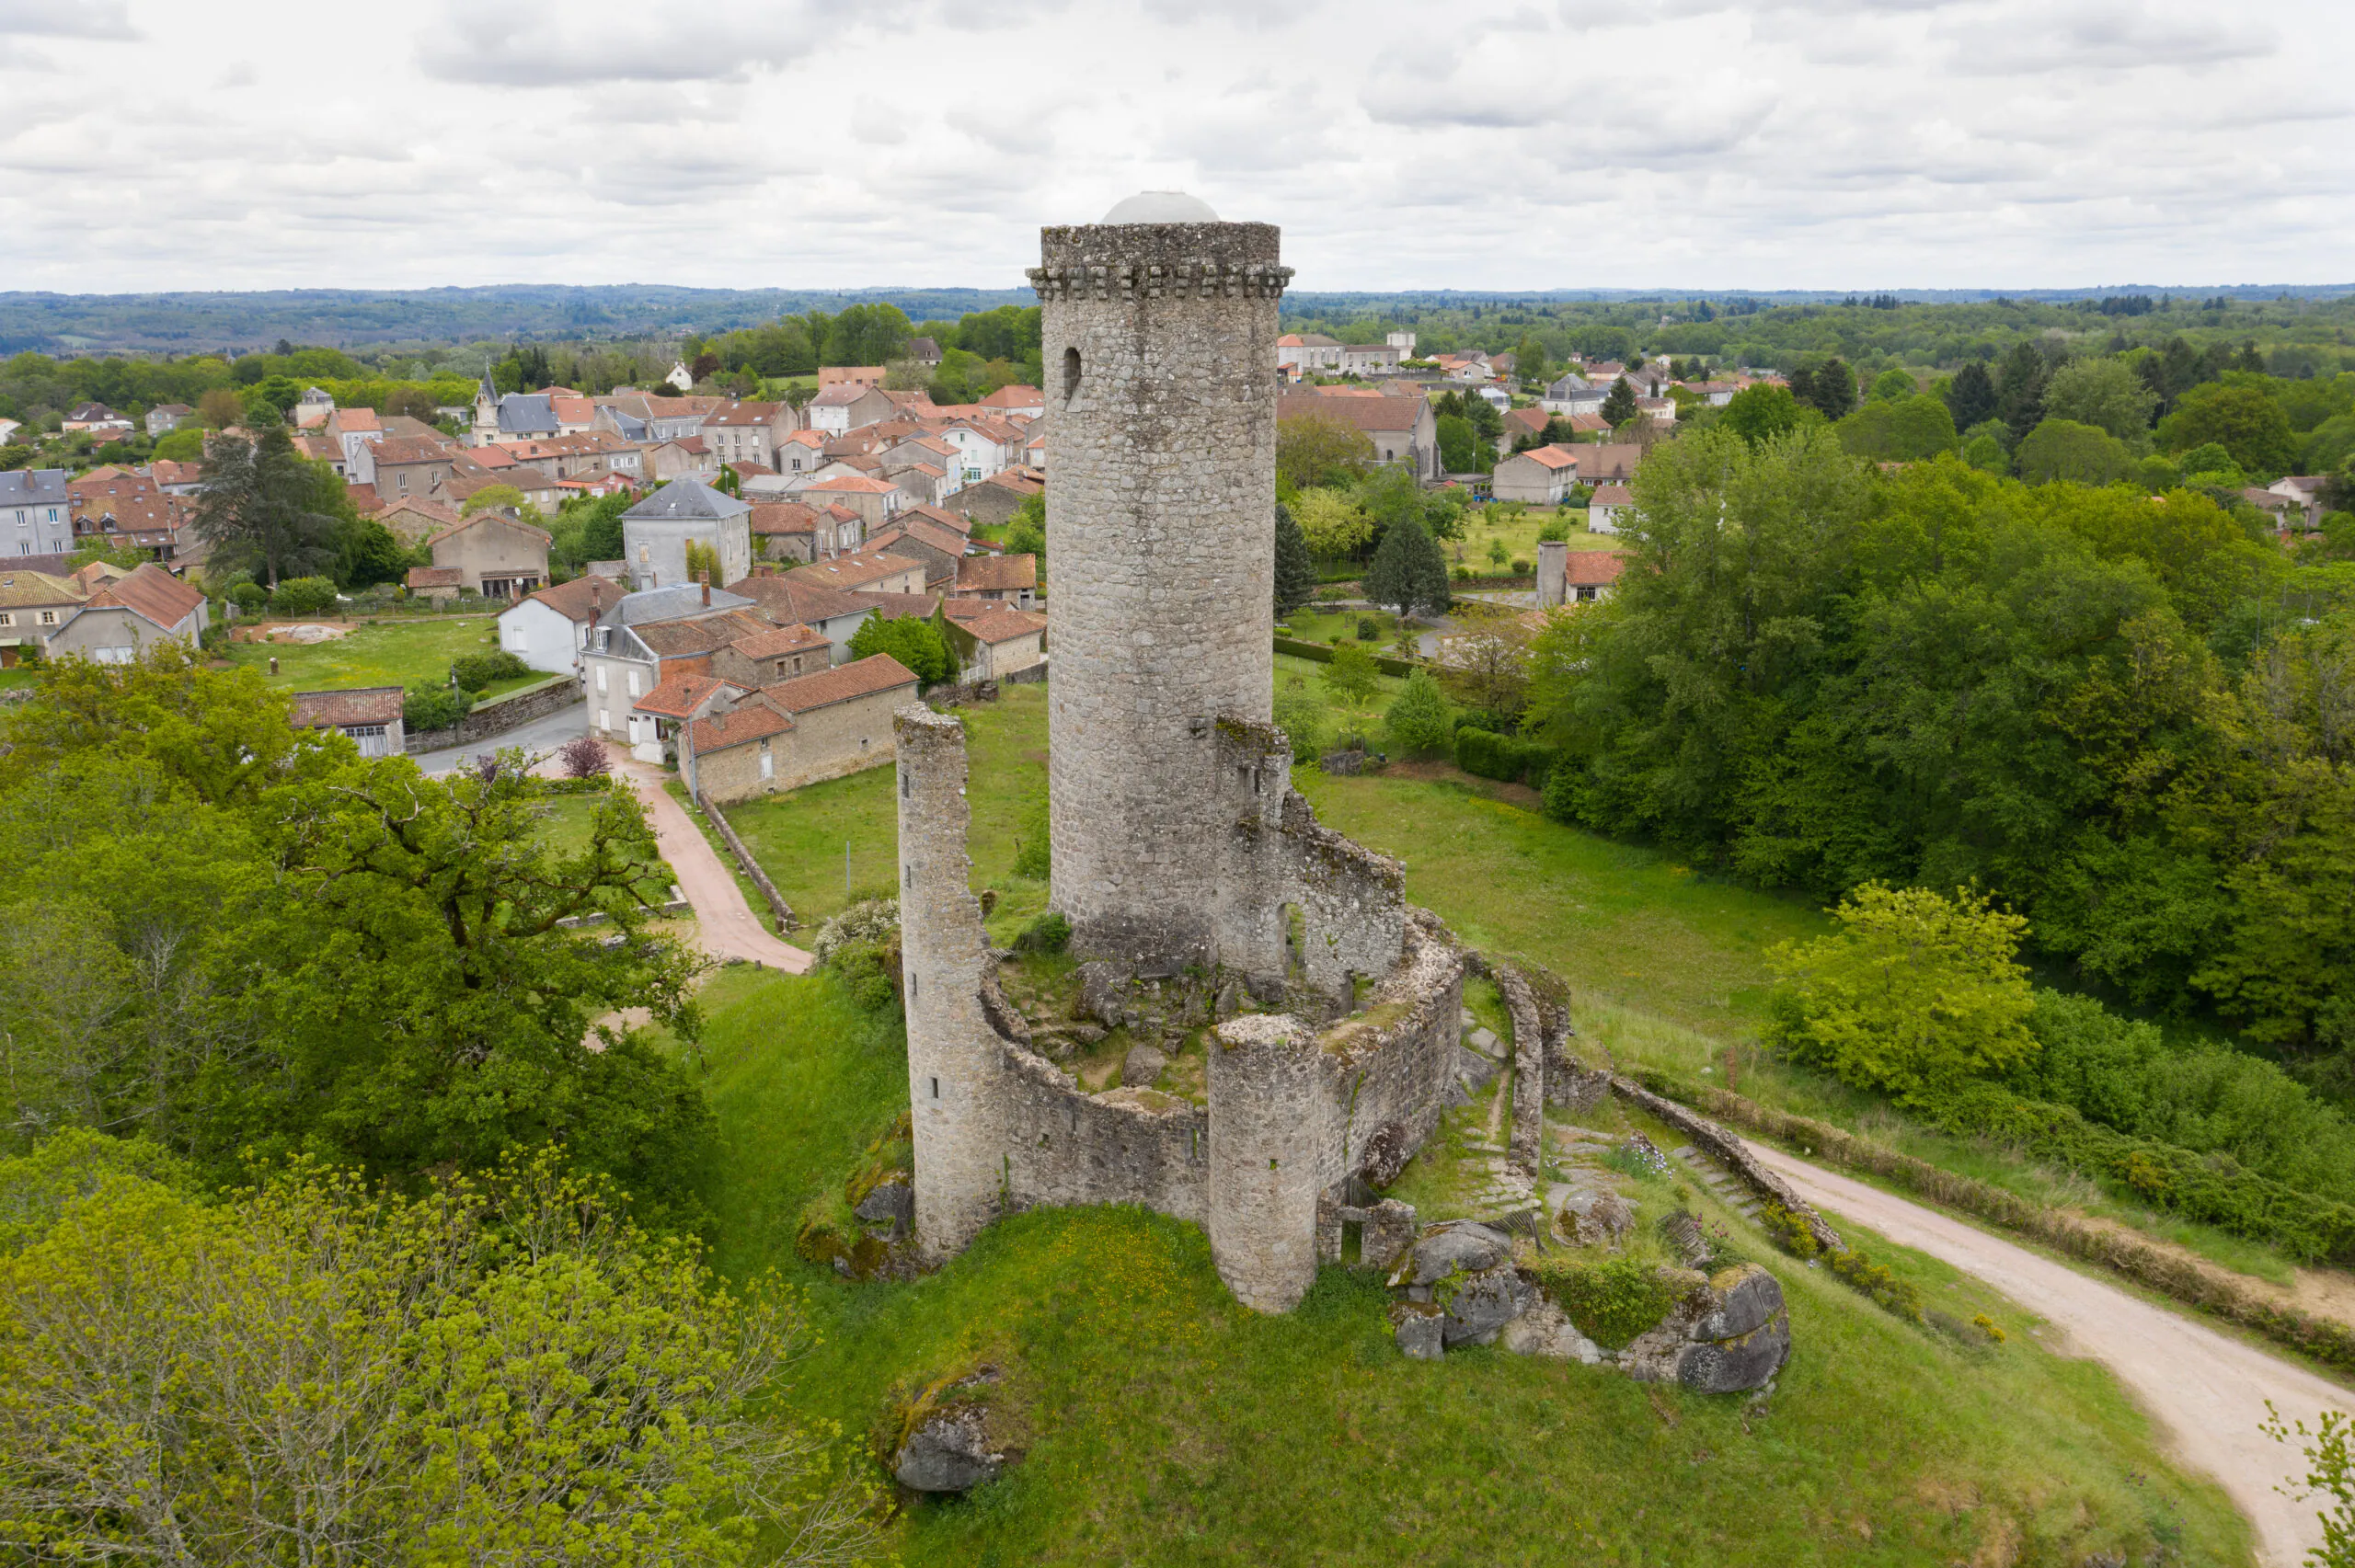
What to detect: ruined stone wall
<box><xmin>997</xmin><ymin>1047</ymin><xmax>1208</xmax><ymax>1222</ymax></box>
<box><xmin>1279</xmin><ymin>794</ymin><xmax>1407</xmax><ymax>999</ymax></box>
<box><xmin>895</xmin><ymin>706</ymin><xmax>1008</xmax><ymax>1263</ymax></box>
<box><xmin>1033</xmin><ymin>222</ymin><xmax>1290</xmax><ymax>971</ymax></box>
<box><xmin>1207</xmin><ymin>919</ymin><xmax>1467</xmax><ymax>1310</ymax></box>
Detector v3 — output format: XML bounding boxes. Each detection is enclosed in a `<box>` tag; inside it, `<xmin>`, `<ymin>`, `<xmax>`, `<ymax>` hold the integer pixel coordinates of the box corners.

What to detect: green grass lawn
<box><xmin>223</xmin><ymin>616</ymin><xmax>542</xmax><ymax>698</ymax></box>
<box><xmin>678</xmin><ymin>966</ymin><xmax>2250</xmax><ymax>1568</ymax></box>
<box><xmin>1452</xmin><ymin>503</ymin><xmax>1621</xmax><ymax>575</ymax></box>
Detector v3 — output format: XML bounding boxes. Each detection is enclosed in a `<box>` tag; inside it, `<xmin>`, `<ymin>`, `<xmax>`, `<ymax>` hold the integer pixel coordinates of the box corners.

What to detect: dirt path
<box><xmin>1748</xmin><ymin>1140</ymin><xmax>2349</xmax><ymax>1567</ymax></box>
<box><xmin>614</xmin><ymin>756</ymin><xmax>813</xmax><ymax>975</ymax></box>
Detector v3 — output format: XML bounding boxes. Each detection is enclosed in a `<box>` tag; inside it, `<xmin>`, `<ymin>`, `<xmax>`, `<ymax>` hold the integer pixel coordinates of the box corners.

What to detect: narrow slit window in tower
<box><xmin>930</xmin><ymin>1076</ymin><xmax>940</xmax><ymax>1100</ymax></box>
<box><xmin>1063</xmin><ymin>346</ymin><xmax>1081</xmax><ymax>403</ymax></box>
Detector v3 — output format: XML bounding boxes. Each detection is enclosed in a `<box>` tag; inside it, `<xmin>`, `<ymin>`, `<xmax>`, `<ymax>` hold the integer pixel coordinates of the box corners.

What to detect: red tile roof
<box><xmin>425</xmin><ymin>510</ymin><xmax>554</xmax><ymax>548</ymax></box>
<box><xmin>1513</xmin><ymin>444</ymin><xmax>1580</xmax><ymax>472</ymax></box>
<box><xmin>749</xmin><ymin>501</ymin><xmax>821</xmax><ymax>536</ymax></box>
<box><xmin>514</xmin><ymin>573</ymin><xmax>620</xmax><ymax>624</ymax></box>
<box><xmin>1277</xmin><ymin>391</ymin><xmax>1429</xmax><ymax>434</ymax></box>
<box><xmin>729</xmin><ymin>623</ymin><xmax>830</xmax><ymax>659</ymax></box>
<box><xmin>408</xmin><ymin>567</ymin><xmax>464</xmax><ymax>589</ymax></box>
<box><xmin>634</xmin><ymin>670</ymin><xmax>735</xmax><ymax>719</ymax></box>
<box><xmin>806</xmin><ymin>474</ymin><xmax>900</xmax><ymax>496</ymax></box>
<box><xmin>787</xmin><ymin>552</ymin><xmax>925</xmax><ymax>590</ymax></box>
<box><xmin>290</xmin><ymin>686</ymin><xmax>405</xmax><ymax>729</ymax></box>
<box><xmin>1588</xmin><ymin>483</ymin><xmax>1636</xmax><ymax>506</ymax></box>
<box><xmin>953</xmin><ymin>554</ymin><xmax>1036</xmax><ymax>593</ymax></box>
<box><xmin>948</xmin><ymin>605</ymin><xmax>1045</xmax><ymax>645</ymax></box>
<box><xmin>1565</xmin><ymin>550</ymin><xmax>1629</xmax><ymax>587</ymax></box>
<box><xmin>765</xmin><ymin>653</ymin><xmax>917</xmax><ymax>713</ymax></box>
<box><xmin>687</xmin><ymin>692</ymin><xmax>796</xmax><ymax>752</ymax></box>
<box><xmin>723</xmin><ymin>575</ymin><xmax>875</xmax><ymax>624</ymax></box>
<box><xmin>85</xmin><ymin>563</ymin><xmax>204</xmax><ymax>629</ymax></box>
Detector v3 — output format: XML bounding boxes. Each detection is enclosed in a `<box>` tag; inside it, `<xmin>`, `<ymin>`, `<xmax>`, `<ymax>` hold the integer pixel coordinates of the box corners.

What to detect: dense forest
<box><xmin>1528</xmin><ymin>427</ymin><xmax>2355</xmax><ymax>1087</ymax></box>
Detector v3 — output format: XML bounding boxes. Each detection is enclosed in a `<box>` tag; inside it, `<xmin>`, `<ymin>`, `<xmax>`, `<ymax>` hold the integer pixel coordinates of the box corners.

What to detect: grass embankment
<box><xmin>223</xmin><ymin>616</ymin><xmax>540</xmax><ymax>699</ymax></box>
<box><xmin>679</xmin><ymin>963</ymin><xmax>2249</xmax><ymax>1566</ymax></box>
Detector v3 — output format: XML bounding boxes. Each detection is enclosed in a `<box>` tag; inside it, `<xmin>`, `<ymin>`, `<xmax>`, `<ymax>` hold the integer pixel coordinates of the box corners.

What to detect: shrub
<box><xmin>451</xmin><ymin>649</ymin><xmax>532</xmax><ymax>692</ymax></box>
<box><xmin>1531</xmin><ymin>1257</ymin><xmax>1680</xmax><ymax>1349</ymax></box>
<box><xmin>813</xmin><ymin>898</ymin><xmax>899</xmax><ymax>963</ymax></box>
<box><xmin>1383</xmin><ymin>669</ymin><xmax>1454</xmax><ymax>758</ymax></box>
<box><xmin>1536</xmin><ymin>517</ymin><xmax>1568</xmax><ymax>544</ymax></box>
<box><xmin>1766</xmin><ymin>883</ymin><xmax>2036</xmax><ymax>1104</ymax></box>
<box><xmin>1355</xmin><ymin>616</ymin><xmax>1379</xmax><ymax>641</ymax></box>
<box><xmin>557</xmin><ymin>734</ymin><xmax>610</xmax><ymax>779</ymax></box>
<box><xmin>1013</xmin><ymin>911</ymin><xmax>1071</xmax><ymax>955</ymax></box>
<box><xmin>226</xmin><ymin>581</ymin><xmax>267</xmax><ymax>612</ymax></box>
<box><xmin>1453</xmin><ymin>726</ymin><xmax>1555</xmax><ymax>786</ymax></box>
<box><xmin>1271</xmin><ymin>681</ymin><xmax>1327</xmax><ymax>761</ymax></box>
<box><xmin>270</xmin><ymin>577</ymin><xmax>338</xmax><ymax>616</ymax></box>
<box><xmin>402</xmin><ymin>683</ymin><xmax>474</xmax><ymax>732</ymax></box>
<box><xmin>1510</xmin><ymin>557</ymin><xmax>1532</xmax><ymax>576</ymax></box>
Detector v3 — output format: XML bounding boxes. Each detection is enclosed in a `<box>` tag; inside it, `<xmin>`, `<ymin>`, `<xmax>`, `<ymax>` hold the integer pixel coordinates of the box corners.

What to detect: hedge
<box><xmin>1273</xmin><ymin>636</ymin><xmax>1416</xmax><ymax>678</ymax></box>
<box><xmin>1635</xmin><ymin>1070</ymin><xmax>2355</xmax><ymax>1372</ymax></box>
<box><xmin>1916</xmin><ymin>1081</ymin><xmax>2355</xmax><ymax>1265</ymax></box>
<box><xmin>1453</xmin><ymin>726</ymin><xmax>1556</xmax><ymax>788</ymax></box>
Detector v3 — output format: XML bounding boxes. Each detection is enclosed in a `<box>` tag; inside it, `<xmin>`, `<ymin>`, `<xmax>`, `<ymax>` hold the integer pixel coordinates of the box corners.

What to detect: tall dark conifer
<box><xmin>1273</xmin><ymin>503</ymin><xmax>1315</xmax><ymax>617</ymax></box>
<box><xmin>1945</xmin><ymin>361</ymin><xmax>1998</xmax><ymax>431</ymax></box>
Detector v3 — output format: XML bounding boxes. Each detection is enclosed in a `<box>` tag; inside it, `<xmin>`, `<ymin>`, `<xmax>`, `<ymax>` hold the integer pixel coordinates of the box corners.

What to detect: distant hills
<box><xmin>0</xmin><ymin>284</ymin><xmax>1038</xmax><ymax>356</ymax></box>
<box><xmin>3</xmin><ymin>280</ymin><xmax>2348</xmax><ymax>357</ymax></box>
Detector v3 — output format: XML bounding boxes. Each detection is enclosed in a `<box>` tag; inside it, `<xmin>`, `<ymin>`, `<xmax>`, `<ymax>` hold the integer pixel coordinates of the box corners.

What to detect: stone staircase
<box><xmin>1669</xmin><ymin>1143</ymin><xmax>1763</xmax><ymax>1220</ymax></box>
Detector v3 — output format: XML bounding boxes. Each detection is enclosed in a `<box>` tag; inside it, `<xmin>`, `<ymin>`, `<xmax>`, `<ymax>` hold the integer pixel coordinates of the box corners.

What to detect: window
<box><xmin>595</xmin><ymin>665</ymin><xmax>607</xmax><ymax>692</ymax></box>
<box><xmin>598</xmin><ymin>707</ymin><xmax>610</xmax><ymax>731</ymax></box>
<box><xmin>1063</xmin><ymin>347</ymin><xmax>1081</xmax><ymax>403</ymax></box>
<box><xmin>38</xmin><ymin>610</ymin><xmax>54</xmax><ymax>624</ymax></box>
<box><xmin>0</xmin><ymin>612</ymin><xmax>11</xmax><ymax>625</ymax></box>
<box><xmin>626</xmin><ymin>669</ymin><xmax>640</xmax><ymax>697</ymax></box>
<box><xmin>759</xmin><ymin>745</ymin><xmax>773</xmax><ymax>781</ymax></box>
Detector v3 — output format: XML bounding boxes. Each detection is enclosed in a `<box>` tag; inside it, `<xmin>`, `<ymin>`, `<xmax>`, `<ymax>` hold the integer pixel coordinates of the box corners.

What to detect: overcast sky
<box><xmin>1</xmin><ymin>0</ymin><xmax>2348</xmax><ymax>295</ymax></box>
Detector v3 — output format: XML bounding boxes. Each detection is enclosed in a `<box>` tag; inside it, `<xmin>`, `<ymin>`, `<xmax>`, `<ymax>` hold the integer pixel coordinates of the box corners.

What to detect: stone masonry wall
<box><xmin>1035</xmin><ymin>221</ymin><xmax>1289</xmax><ymax>972</ymax></box>
<box><xmin>894</xmin><ymin>705</ymin><xmax>1007</xmax><ymax>1263</ymax></box>
<box><xmin>997</xmin><ymin>1046</ymin><xmax>1208</xmax><ymax>1223</ymax></box>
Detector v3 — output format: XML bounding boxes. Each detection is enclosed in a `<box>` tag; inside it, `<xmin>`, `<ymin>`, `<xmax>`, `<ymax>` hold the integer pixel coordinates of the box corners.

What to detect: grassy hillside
<box><xmin>678</xmin><ymin>964</ymin><xmax>2249</xmax><ymax>1566</ymax></box>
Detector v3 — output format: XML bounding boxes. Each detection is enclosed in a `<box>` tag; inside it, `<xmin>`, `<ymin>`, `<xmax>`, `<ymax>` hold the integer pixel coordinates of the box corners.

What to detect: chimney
<box><xmin>699</xmin><ymin>571</ymin><xmax>710</xmax><ymax>607</ymax></box>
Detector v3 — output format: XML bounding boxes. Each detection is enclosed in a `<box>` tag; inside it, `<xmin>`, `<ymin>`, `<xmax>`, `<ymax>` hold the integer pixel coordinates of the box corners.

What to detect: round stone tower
<box><xmin>1028</xmin><ymin>192</ymin><xmax>1292</xmax><ymax>973</ymax></box>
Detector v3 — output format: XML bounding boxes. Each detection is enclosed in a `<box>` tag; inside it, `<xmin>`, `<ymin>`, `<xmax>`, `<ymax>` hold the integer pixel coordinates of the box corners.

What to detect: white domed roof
<box><xmin>1100</xmin><ymin>190</ymin><xmax>1220</xmax><ymax>223</ymax></box>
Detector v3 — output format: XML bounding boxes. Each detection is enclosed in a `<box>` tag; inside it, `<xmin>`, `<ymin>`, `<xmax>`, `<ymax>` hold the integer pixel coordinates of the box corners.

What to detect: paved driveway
<box><xmin>614</xmin><ymin>754</ymin><xmax>814</xmax><ymax>974</ymax></box>
<box><xmin>412</xmin><ymin>699</ymin><xmax>589</xmax><ymax>775</ymax></box>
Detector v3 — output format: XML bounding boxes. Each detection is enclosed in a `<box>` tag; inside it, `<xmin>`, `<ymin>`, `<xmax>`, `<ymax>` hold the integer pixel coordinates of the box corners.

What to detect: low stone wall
<box><xmin>700</xmin><ymin>796</ymin><xmax>796</xmax><ymax>932</ymax></box>
<box><xmin>405</xmin><ymin>675</ymin><xmax>580</xmax><ymax>754</ymax></box>
<box><xmin>997</xmin><ymin>1044</ymin><xmax>1208</xmax><ymax>1224</ymax></box>
<box><xmin>1610</xmin><ymin>1074</ymin><xmax>1844</xmax><ymax>1255</ymax></box>
<box><xmin>1490</xmin><ymin>960</ymin><xmax>1546</xmax><ymax>1174</ymax></box>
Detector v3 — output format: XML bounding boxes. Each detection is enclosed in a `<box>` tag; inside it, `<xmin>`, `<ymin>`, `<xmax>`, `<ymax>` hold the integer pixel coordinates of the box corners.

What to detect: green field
<box><xmin>1456</xmin><ymin>502</ymin><xmax>1620</xmax><ymax>572</ymax></box>
<box><xmin>674</xmin><ymin>960</ymin><xmax>2250</xmax><ymax>1567</ymax></box>
<box><xmin>223</xmin><ymin>616</ymin><xmax>542</xmax><ymax>698</ymax></box>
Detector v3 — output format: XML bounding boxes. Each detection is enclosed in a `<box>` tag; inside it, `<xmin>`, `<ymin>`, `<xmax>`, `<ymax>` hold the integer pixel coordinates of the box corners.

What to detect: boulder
<box><xmin>1466</xmin><ymin>1024</ymin><xmax>1501</xmax><ymax>1056</ymax></box>
<box><xmin>1213</xmin><ymin>978</ymin><xmax>1244</xmax><ymax>1018</ymax></box>
<box><xmin>1559</xmin><ymin>1188</ymin><xmax>1635</xmax><ymax>1248</ymax></box>
<box><xmin>1391</xmin><ymin>1302</ymin><xmax>1445</xmax><ymax>1360</ymax></box>
<box><xmin>1074</xmin><ymin>961</ymin><xmax>1127</xmax><ymax>1027</ymax></box>
<box><xmin>853</xmin><ymin>1178</ymin><xmax>913</xmax><ymax>1233</ymax></box>
<box><xmin>1678</xmin><ymin>1310</ymin><xmax>1790</xmax><ymax>1394</ymax></box>
<box><xmin>1499</xmin><ymin>1299</ymin><xmax>1603</xmax><ymax>1364</ymax></box>
<box><xmin>1396</xmin><ymin>1221</ymin><xmax>1512</xmax><ymax>1287</ymax></box>
<box><xmin>1454</xmin><ymin>1044</ymin><xmax>1500</xmax><ymax>1093</ymax></box>
<box><xmin>891</xmin><ymin>1368</ymin><xmax>1008</xmax><ymax>1493</ymax></box>
<box><xmin>1320</xmin><ymin>750</ymin><xmax>1363</xmax><ymax>776</ymax></box>
<box><xmin>1442</xmin><ymin>1265</ymin><xmax>1538</xmax><ymax>1345</ymax></box>
<box><xmin>1358</xmin><ymin>1120</ymin><xmax>1412</xmax><ymax>1189</ymax></box>
<box><xmin>1694</xmin><ymin>1264</ymin><xmax>1784</xmax><ymax>1341</ymax></box>
<box><xmin>1120</xmin><ymin>1044</ymin><xmax>1168</xmax><ymax>1088</ymax></box>
<box><xmin>1361</xmin><ymin>1199</ymin><xmax>1419</xmax><ymax>1271</ymax></box>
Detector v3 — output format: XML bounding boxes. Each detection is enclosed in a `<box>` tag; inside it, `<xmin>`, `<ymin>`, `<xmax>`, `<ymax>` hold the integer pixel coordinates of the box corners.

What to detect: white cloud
<box><xmin>0</xmin><ymin>0</ymin><xmax>2343</xmax><ymax>293</ymax></box>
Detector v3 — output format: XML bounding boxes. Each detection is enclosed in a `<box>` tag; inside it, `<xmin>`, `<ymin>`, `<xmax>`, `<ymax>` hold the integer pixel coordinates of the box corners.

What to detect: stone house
<box><xmin>802</xmin><ymin>473</ymin><xmax>903</xmax><ymax>531</ymax></box>
<box><xmin>145</xmin><ymin>404</ymin><xmax>192</xmax><ymax>438</ymax></box>
<box><xmin>786</xmin><ymin>551</ymin><xmax>925</xmax><ymax>597</ymax></box>
<box><xmin>1276</xmin><ymin>333</ymin><xmax>1344</xmax><ymax>373</ymax></box>
<box><xmin>622</xmin><ymin>477</ymin><xmax>752</xmax><ymax>592</ymax></box>
<box><xmin>498</xmin><ymin>571</ymin><xmax>622</xmax><ymax>675</ymax></box>
<box><xmin>863</xmin><ymin>511</ymin><xmax>972</xmax><ymax>588</ymax></box>
<box><xmin>375</xmin><ymin>498</ymin><xmax>467</xmax><ymax>548</ymax></box>
<box><xmin>64</xmin><ymin>403</ymin><xmax>133</xmax><ymax>436</ymax></box>
<box><xmin>775</xmin><ymin>429</ymin><xmax>829</xmax><ymax>477</ymax></box>
<box><xmin>45</xmin><ymin>563</ymin><xmax>207</xmax><ymax>661</ymax></box>
<box><xmin>749</xmin><ymin>500</ymin><xmax>865</xmax><ymax>563</ymax></box>
<box><xmin>425</xmin><ymin>510</ymin><xmax>552</xmax><ymax>599</ymax></box>
<box><xmin>406</xmin><ymin>567</ymin><xmax>463</xmax><ymax>603</ymax></box>
<box><xmin>289</xmin><ymin>686</ymin><xmax>406</xmax><ymax>757</ymax></box>
<box><xmin>592</xmin><ymin>394</ymin><xmax>718</xmax><ymax>445</ymax></box>
<box><xmin>943</xmin><ymin>468</ymin><xmax>1041</xmax><ymax>530</ymax></box>
<box><xmin>1571</xmin><ymin>444</ymin><xmax>1642</xmax><ymax>484</ymax></box>
<box><xmin>1490</xmin><ymin>444</ymin><xmax>1581</xmax><ymax>505</ymax></box>
<box><xmin>1339</xmin><ymin>343</ymin><xmax>1405</xmax><ymax>376</ymax></box>
<box><xmin>818</xmin><ymin>365</ymin><xmax>888</xmax><ymax>391</ymax></box>
<box><xmin>0</xmin><ymin>568</ymin><xmax>84</xmax><ymax>664</ymax></box>
<box><xmin>681</xmin><ymin>653</ymin><xmax>918</xmax><ymax>804</ymax></box>
<box><xmin>721</xmin><ymin>574</ymin><xmax>879</xmax><ymax>664</ymax></box>
<box><xmin>707</xmin><ymin>621</ymin><xmax>832</xmax><ymax>688</ymax></box>
<box><xmin>646</xmin><ymin>436</ymin><xmax>718</xmax><ymax>482</ymax></box>
<box><xmin>1586</xmin><ymin>483</ymin><xmax>1635</xmax><ymax>532</ymax></box>
<box><xmin>1275</xmin><ymin>390</ymin><xmax>1440</xmax><ymax>481</ymax></box>
<box><xmin>580</xmin><ymin>582</ymin><xmax>760</xmax><ymax>747</ymax></box>
<box><xmin>2</xmin><ymin>469</ymin><xmax>77</xmax><ymax>559</ymax></box>
<box><xmin>485</xmin><ymin>429</ymin><xmax>644</xmax><ymax>483</ymax></box>
<box><xmin>941</xmin><ymin>602</ymin><xmax>1046</xmax><ymax>682</ymax></box>
<box><xmin>702</xmin><ymin>401</ymin><xmax>800</xmax><ymax>469</ymax></box>
<box><xmin>1564</xmin><ymin>549</ymin><xmax>1627</xmax><ymax>601</ymax></box>
<box><xmin>354</xmin><ymin>434</ymin><xmax>460</xmax><ymax>501</ymax></box>
<box><xmin>948</xmin><ymin>552</ymin><xmax>1036</xmax><ymax>611</ymax></box>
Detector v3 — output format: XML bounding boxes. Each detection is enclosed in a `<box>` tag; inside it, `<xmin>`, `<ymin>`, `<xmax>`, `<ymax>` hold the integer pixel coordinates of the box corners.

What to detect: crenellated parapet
<box><xmin>1025</xmin><ymin>259</ymin><xmax>1293</xmax><ymax>303</ymax></box>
